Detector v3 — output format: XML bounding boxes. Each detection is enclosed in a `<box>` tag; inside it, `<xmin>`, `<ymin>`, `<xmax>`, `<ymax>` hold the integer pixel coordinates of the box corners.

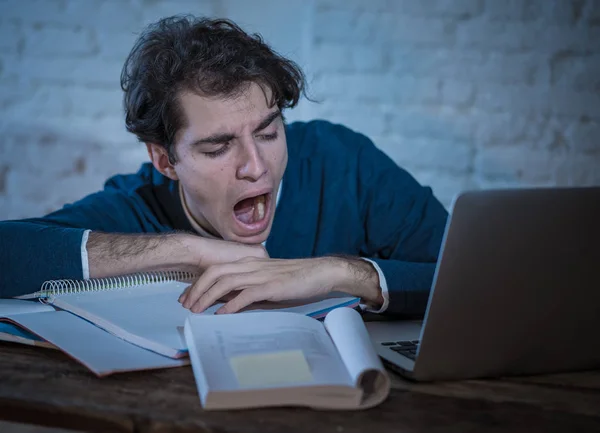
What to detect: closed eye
<box><xmin>257</xmin><ymin>132</ymin><xmax>278</xmax><ymax>141</ymax></box>
<box><xmin>203</xmin><ymin>143</ymin><xmax>231</xmax><ymax>158</ymax></box>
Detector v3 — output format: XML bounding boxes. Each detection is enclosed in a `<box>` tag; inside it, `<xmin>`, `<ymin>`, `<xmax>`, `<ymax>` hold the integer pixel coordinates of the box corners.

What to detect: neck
<box><xmin>179</xmin><ymin>183</ymin><xmax>220</xmax><ymax>239</ymax></box>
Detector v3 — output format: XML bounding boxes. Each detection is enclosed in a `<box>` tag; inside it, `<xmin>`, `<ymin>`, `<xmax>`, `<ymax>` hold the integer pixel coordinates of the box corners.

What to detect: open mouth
<box><xmin>233</xmin><ymin>193</ymin><xmax>270</xmax><ymax>226</ymax></box>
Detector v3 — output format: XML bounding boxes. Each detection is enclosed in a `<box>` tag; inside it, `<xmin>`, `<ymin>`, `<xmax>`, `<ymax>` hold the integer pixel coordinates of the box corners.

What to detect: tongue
<box><xmin>234</xmin><ymin>197</ymin><xmax>255</xmax><ymax>213</ymax></box>
<box><xmin>234</xmin><ymin>195</ymin><xmax>265</xmax><ymax>225</ymax></box>
<box><xmin>234</xmin><ymin>198</ymin><xmax>255</xmax><ymax>224</ymax></box>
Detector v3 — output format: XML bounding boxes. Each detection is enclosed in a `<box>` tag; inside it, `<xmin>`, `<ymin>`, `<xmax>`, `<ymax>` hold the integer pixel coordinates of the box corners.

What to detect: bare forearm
<box><xmin>326</xmin><ymin>256</ymin><xmax>384</xmax><ymax>308</ymax></box>
<box><xmin>87</xmin><ymin>232</ymin><xmax>201</xmax><ymax>279</ymax></box>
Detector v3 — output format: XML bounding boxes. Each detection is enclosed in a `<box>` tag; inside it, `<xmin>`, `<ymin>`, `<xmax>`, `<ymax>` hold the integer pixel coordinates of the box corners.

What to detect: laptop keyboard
<box><xmin>381</xmin><ymin>340</ymin><xmax>420</xmax><ymax>360</ymax></box>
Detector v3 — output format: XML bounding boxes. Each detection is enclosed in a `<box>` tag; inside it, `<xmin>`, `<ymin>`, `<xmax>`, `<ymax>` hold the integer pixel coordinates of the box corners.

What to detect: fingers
<box><xmin>188</xmin><ymin>272</ymin><xmax>254</xmax><ymax>313</ymax></box>
<box><xmin>178</xmin><ymin>285</ymin><xmax>191</xmax><ymax>302</ymax></box>
<box><xmin>184</xmin><ymin>263</ymin><xmax>231</xmax><ymax>304</ymax></box>
<box><xmin>179</xmin><ymin>266</ymin><xmax>227</xmax><ymax>309</ymax></box>
<box><xmin>217</xmin><ymin>285</ymin><xmax>277</xmax><ymax>314</ymax></box>
<box><xmin>178</xmin><ymin>257</ymin><xmax>311</xmax><ymax>315</ymax></box>
<box><xmin>180</xmin><ymin>259</ymin><xmax>263</xmax><ymax>311</ymax></box>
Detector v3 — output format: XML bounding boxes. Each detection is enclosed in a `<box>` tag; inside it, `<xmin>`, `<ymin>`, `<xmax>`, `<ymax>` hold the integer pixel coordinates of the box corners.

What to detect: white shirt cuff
<box><xmin>359</xmin><ymin>258</ymin><xmax>389</xmax><ymax>314</ymax></box>
<box><xmin>81</xmin><ymin>229</ymin><xmax>91</xmax><ymax>280</ymax></box>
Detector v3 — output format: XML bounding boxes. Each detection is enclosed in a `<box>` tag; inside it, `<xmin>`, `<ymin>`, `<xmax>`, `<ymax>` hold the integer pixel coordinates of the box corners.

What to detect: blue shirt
<box><xmin>0</xmin><ymin>120</ymin><xmax>448</xmax><ymax>315</ymax></box>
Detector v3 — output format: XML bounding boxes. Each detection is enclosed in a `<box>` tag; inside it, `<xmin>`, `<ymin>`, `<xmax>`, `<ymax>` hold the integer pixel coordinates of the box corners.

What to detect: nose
<box><xmin>236</xmin><ymin>137</ymin><xmax>267</xmax><ymax>181</ymax></box>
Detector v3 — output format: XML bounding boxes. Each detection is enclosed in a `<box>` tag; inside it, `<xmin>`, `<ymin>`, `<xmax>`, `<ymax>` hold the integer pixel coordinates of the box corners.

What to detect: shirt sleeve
<box><xmin>355</xmin><ymin>135</ymin><xmax>449</xmax><ymax>316</ymax></box>
<box><xmin>0</xmin><ymin>190</ymin><xmax>156</xmax><ymax>298</ymax></box>
<box><xmin>359</xmin><ymin>258</ymin><xmax>390</xmax><ymax>313</ymax></box>
<box><xmin>81</xmin><ymin>229</ymin><xmax>91</xmax><ymax>280</ymax></box>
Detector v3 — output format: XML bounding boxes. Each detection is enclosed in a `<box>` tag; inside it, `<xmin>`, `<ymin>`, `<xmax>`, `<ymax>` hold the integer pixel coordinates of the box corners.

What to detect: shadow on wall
<box><xmin>0</xmin><ymin>123</ymin><xmax>147</xmax><ymax>220</ymax></box>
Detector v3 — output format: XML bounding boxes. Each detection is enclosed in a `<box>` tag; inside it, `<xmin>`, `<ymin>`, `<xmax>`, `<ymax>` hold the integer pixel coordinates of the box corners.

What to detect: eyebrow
<box><xmin>191</xmin><ymin>110</ymin><xmax>281</xmax><ymax>146</ymax></box>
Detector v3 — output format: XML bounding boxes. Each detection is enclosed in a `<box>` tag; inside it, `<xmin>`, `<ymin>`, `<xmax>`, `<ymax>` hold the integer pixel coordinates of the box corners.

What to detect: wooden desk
<box><xmin>1</xmin><ymin>342</ymin><xmax>599</xmax><ymax>432</ymax></box>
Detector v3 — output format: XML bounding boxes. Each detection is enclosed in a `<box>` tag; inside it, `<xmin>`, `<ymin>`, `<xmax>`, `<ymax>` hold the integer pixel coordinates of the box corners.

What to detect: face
<box><xmin>149</xmin><ymin>82</ymin><xmax>288</xmax><ymax>244</ymax></box>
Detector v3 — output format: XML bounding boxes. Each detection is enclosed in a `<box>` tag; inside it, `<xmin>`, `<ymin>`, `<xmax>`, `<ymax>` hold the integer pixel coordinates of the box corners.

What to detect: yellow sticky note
<box><xmin>230</xmin><ymin>349</ymin><xmax>313</xmax><ymax>388</ymax></box>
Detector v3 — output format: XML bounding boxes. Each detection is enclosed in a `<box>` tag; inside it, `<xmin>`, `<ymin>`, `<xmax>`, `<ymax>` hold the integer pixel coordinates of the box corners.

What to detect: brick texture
<box><xmin>0</xmin><ymin>0</ymin><xmax>599</xmax><ymax>219</ymax></box>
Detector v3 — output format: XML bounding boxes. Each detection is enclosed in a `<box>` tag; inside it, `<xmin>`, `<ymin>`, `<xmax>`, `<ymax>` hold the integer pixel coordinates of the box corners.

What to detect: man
<box><xmin>0</xmin><ymin>16</ymin><xmax>448</xmax><ymax>316</ymax></box>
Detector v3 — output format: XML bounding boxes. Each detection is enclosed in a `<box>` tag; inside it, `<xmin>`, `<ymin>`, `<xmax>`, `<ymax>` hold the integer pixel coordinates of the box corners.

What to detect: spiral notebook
<box><xmin>16</xmin><ymin>271</ymin><xmax>360</xmax><ymax>359</ymax></box>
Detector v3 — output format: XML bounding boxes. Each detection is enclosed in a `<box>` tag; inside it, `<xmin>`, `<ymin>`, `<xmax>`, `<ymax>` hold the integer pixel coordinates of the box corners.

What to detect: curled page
<box><xmin>324</xmin><ymin>307</ymin><xmax>391</xmax><ymax>408</ymax></box>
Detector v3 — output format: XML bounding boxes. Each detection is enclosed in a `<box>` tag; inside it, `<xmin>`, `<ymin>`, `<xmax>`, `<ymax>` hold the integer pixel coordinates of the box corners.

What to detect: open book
<box><xmin>14</xmin><ymin>271</ymin><xmax>360</xmax><ymax>359</ymax></box>
<box><xmin>184</xmin><ymin>307</ymin><xmax>391</xmax><ymax>410</ymax></box>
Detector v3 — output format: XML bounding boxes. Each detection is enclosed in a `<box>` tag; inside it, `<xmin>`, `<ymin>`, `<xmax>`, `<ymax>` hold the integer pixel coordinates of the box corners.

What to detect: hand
<box><xmin>194</xmin><ymin>237</ymin><xmax>269</xmax><ymax>270</ymax></box>
<box><xmin>180</xmin><ymin>257</ymin><xmax>339</xmax><ymax>314</ymax></box>
<box><xmin>179</xmin><ymin>256</ymin><xmax>383</xmax><ymax>314</ymax></box>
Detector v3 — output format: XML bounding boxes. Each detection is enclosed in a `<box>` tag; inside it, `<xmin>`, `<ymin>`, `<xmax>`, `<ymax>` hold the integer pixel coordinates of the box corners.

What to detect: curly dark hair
<box><xmin>120</xmin><ymin>15</ymin><xmax>307</xmax><ymax>163</ymax></box>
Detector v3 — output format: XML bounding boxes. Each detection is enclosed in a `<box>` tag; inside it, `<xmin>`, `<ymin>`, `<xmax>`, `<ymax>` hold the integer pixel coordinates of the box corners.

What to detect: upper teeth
<box><xmin>256</xmin><ymin>195</ymin><xmax>265</xmax><ymax>220</ymax></box>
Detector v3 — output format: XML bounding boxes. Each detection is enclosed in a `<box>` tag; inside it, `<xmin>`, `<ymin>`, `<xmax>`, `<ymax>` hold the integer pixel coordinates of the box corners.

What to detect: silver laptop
<box><xmin>366</xmin><ymin>187</ymin><xmax>600</xmax><ymax>382</ymax></box>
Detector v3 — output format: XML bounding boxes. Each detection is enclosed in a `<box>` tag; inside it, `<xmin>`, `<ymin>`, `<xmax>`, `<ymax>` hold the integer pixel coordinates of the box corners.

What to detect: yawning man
<box><xmin>0</xmin><ymin>16</ymin><xmax>449</xmax><ymax>316</ymax></box>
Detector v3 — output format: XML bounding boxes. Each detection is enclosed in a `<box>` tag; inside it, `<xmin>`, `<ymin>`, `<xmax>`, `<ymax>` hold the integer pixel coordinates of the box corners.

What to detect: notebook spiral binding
<box><xmin>36</xmin><ymin>270</ymin><xmax>198</xmax><ymax>298</ymax></box>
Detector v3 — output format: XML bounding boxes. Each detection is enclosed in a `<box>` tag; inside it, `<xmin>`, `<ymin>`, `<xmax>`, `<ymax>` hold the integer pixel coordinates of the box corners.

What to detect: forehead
<box><xmin>176</xmin><ymin>83</ymin><xmax>275</xmax><ymax>142</ymax></box>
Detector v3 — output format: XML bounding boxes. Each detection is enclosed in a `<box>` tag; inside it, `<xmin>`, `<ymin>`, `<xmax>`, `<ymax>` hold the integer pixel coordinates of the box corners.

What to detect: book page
<box><xmin>324</xmin><ymin>307</ymin><xmax>391</xmax><ymax>408</ymax></box>
<box><xmin>0</xmin><ymin>299</ymin><xmax>56</xmax><ymax>347</ymax></box>
<box><xmin>3</xmin><ymin>310</ymin><xmax>187</xmax><ymax>376</ymax></box>
<box><xmin>184</xmin><ymin>312</ymin><xmax>354</xmax><ymax>394</ymax></box>
<box><xmin>0</xmin><ymin>322</ymin><xmax>56</xmax><ymax>349</ymax></box>
<box><xmin>0</xmin><ymin>299</ymin><xmax>55</xmax><ymax>316</ymax></box>
<box><xmin>50</xmin><ymin>281</ymin><xmax>204</xmax><ymax>357</ymax></box>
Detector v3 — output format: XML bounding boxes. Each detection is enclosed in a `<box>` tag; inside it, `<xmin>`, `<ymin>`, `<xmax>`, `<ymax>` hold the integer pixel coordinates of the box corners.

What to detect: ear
<box><xmin>146</xmin><ymin>143</ymin><xmax>179</xmax><ymax>181</ymax></box>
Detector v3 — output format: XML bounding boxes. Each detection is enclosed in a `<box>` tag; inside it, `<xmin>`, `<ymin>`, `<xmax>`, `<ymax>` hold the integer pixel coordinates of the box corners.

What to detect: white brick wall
<box><xmin>0</xmin><ymin>0</ymin><xmax>599</xmax><ymax>219</ymax></box>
